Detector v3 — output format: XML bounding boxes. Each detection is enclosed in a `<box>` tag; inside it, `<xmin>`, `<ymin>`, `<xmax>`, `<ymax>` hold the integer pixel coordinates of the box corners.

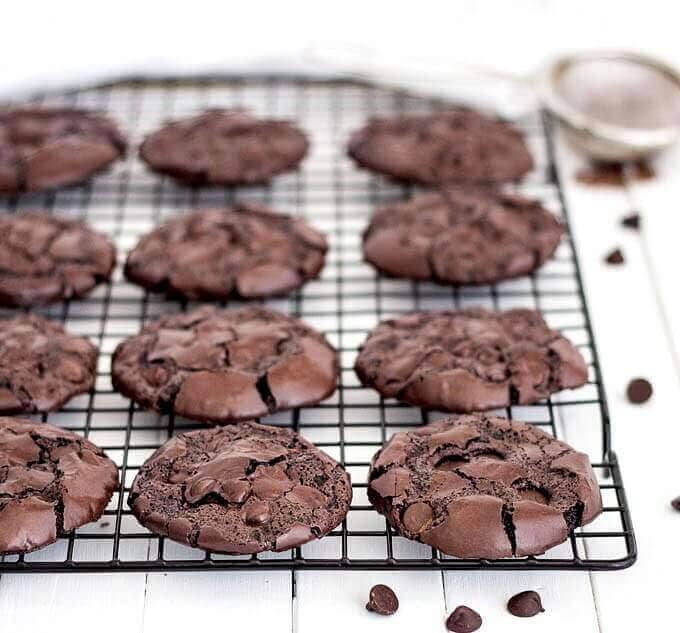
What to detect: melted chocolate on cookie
<box><xmin>0</xmin><ymin>417</ymin><xmax>119</xmax><ymax>554</ymax></box>
<box><xmin>0</xmin><ymin>213</ymin><xmax>116</xmax><ymax>308</ymax></box>
<box><xmin>129</xmin><ymin>422</ymin><xmax>352</xmax><ymax>553</ymax></box>
<box><xmin>112</xmin><ymin>306</ymin><xmax>338</xmax><ymax>424</ymax></box>
<box><xmin>0</xmin><ymin>314</ymin><xmax>98</xmax><ymax>414</ymax></box>
<box><xmin>355</xmin><ymin>309</ymin><xmax>588</xmax><ymax>413</ymax></box>
<box><xmin>363</xmin><ymin>188</ymin><xmax>563</xmax><ymax>285</ymax></box>
<box><xmin>139</xmin><ymin>109</ymin><xmax>308</xmax><ymax>186</ymax></box>
<box><xmin>348</xmin><ymin>110</ymin><xmax>532</xmax><ymax>184</ymax></box>
<box><xmin>367</xmin><ymin>414</ymin><xmax>602</xmax><ymax>559</ymax></box>
<box><xmin>0</xmin><ymin>108</ymin><xmax>126</xmax><ymax>194</ymax></box>
<box><xmin>124</xmin><ymin>205</ymin><xmax>327</xmax><ymax>301</ymax></box>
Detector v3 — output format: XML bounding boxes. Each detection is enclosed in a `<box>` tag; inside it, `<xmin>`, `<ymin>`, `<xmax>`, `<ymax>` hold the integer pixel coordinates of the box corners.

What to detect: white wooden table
<box><xmin>0</xmin><ymin>96</ymin><xmax>677</xmax><ymax>632</ymax></box>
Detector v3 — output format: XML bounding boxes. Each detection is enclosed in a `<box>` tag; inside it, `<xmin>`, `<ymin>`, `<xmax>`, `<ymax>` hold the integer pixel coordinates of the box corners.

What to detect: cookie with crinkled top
<box><xmin>362</xmin><ymin>188</ymin><xmax>563</xmax><ymax>285</ymax></box>
<box><xmin>0</xmin><ymin>213</ymin><xmax>116</xmax><ymax>308</ymax></box>
<box><xmin>0</xmin><ymin>417</ymin><xmax>119</xmax><ymax>555</ymax></box>
<box><xmin>128</xmin><ymin>422</ymin><xmax>352</xmax><ymax>554</ymax></box>
<box><xmin>367</xmin><ymin>414</ymin><xmax>602</xmax><ymax>559</ymax></box>
<box><xmin>139</xmin><ymin>109</ymin><xmax>308</xmax><ymax>186</ymax></box>
<box><xmin>355</xmin><ymin>308</ymin><xmax>588</xmax><ymax>413</ymax></box>
<box><xmin>0</xmin><ymin>107</ymin><xmax>126</xmax><ymax>194</ymax></box>
<box><xmin>348</xmin><ymin>110</ymin><xmax>532</xmax><ymax>184</ymax></box>
<box><xmin>124</xmin><ymin>204</ymin><xmax>327</xmax><ymax>300</ymax></box>
<box><xmin>112</xmin><ymin>305</ymin><xmax>338</xmax><ymax>424</ymax></box>
<box><xmin>0</xmin><ymin>314</ymin><xmax>98</xmax><ymax>414</ymax></box>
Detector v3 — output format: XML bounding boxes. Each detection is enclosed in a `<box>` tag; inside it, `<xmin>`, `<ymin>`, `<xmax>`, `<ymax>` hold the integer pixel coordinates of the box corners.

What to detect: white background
<box><xmin>2</xmin><ymin>2</ymin><xmax>680</xmax><ymax>631</ymax></box>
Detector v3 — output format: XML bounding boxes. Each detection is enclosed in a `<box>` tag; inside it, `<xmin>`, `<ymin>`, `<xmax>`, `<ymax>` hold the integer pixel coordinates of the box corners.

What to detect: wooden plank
<box><xmin>0</xmin><ymin>540</ymin><xmax>149</xmax><ymax>633</ymax></box>
<box><xmin>556</xmin><ymin>138</ymin><xmax>680</xmax><ymax>632</ymax></box>
<box><xmin>443</xmin><ymin>571</ymin><xmax>599</xmax><ymax>632</ymax></box>
<box><xmin>141</xmin><ymin>570</ymin><xmax>291</xmax><ymax>633</ymax></box>
<box><xmin>295</xmin><ymin>571</ymin><xmax>445</xmax><ymax>633</ymax></box>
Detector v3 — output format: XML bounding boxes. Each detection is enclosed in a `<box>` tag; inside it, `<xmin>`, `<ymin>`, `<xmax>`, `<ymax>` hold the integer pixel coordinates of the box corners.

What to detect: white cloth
<box><xmin>1</xmin><ymin>0</ymin><xmax>679</xmax><ymax>113</ymax></box>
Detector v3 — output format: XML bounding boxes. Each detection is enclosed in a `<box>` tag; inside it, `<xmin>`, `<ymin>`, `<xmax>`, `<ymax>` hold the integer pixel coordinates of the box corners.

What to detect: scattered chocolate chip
<box><xmin>604</xmin><ymin>248</ymin><xmax>625</xmax><ymax>265</ymax></box>
<box><xmin>507</xmin><ymin>591</ymin><xmax>545</xmax><ymax>618</ymax></box>
<box><xmin>100</xmin><ymin>521</ymin><xmax>110</xmax><ymax>528</ymax></box>
<box><xmin>621</xmin><ymin>213</ymin><xmax>641</xmax><ymax>230</ymax></box>
<box><xmin>366</xmin><ymin>584</ymin><xmax>399</xmax><ymax>616</ymax></box>
<box><xmin>626</xmin><ymin>378</ymin><xmax>653</xmax><ymax>404</ymax></box>
<box><xmin>446</xmin><ymin>606</ymin><xmax>482</xmax><ymax>632</ymax></box>
<box><xmin>671</xmin><ymin>497</ymin><xmax>680</xmax><ymax>511</ymax></box>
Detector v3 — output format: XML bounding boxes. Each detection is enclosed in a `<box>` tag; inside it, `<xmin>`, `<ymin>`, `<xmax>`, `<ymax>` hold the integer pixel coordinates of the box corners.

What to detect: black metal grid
<box><xmin>0</xmin><ymin>76</ymin><xmax>636</xmax><ymax>572</ymax></box>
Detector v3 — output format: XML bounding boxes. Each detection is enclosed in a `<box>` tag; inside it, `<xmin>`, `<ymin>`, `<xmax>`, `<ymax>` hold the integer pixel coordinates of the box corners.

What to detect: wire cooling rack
<box><xmin>0</xmin><ymin>76</ymin><xmax>636</xmax><ymax>572</ymax></box>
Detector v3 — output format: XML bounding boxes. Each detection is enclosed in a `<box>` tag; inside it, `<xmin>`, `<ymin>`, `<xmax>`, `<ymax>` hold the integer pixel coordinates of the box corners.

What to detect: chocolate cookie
<box><xmin>112</xmin><ymin>306</ymin><xmax>338</xmax><ymax>424</ymax></box>
<box><xmin>367</xmin><ymin>414</ymin><xmax>602</xmax><ymax>559</ymax></box>
<box><xmin>0</xmin><ymin>417</ymin><xmax>119</xmax><ymax>554</ymax></box>
<box><xmin>0</xmin><ymin>213</ymin><xmax>116</xmax><ymax>307</ymax></box>
<box><xmin>0</xmin><ymin>314</ymin><xmax>98</xmax><ymax>414</ymax></box>
<box><xmin>124</xmin><ymin>205</ymin><xmax>327</xmax><ymax>300</ymax></box>
<box><xmin>128</xmin><ymin>422</ymin><xmax>352</xmax><ymax>554</ymax></box>
<box><xmin>362</xmin><ymin>188</ymin><xmax>563</xmax><ymax>285</ymax></box>
<box><xmin>0</xmin><ymin>108</ymin><xmax>126</xmax><ymax>195</ymax></box>
<box><xmin>355</xmin><ymin>309</ymin><xmax>588</xmax><ymax>412</ymax></box>
<box><xmin>348</xmin><ymin>110</ymin><xmax>533</xmax><ymax>184</ymax></box>
<box><xmin>139</xmin><ymin>109</ymin><xmax>308</xmax><ymax>186</ymax></box>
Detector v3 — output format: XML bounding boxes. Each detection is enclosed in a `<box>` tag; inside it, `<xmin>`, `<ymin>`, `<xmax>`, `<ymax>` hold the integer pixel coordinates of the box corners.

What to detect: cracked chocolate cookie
<box><xmin>139</xmin><ymin>109</ymin><xmax>308</xmax><ymax>186</ymax></box>
<box><xmin>367</xmin><ymin>414</ymin><xmax>602</xmax><ymax>559</ymax></box>
<box><xmin>355</xmin><ymin>309</ymin><xmax>588</xmax><ymax>412</ymax></box>
<box><xmin>0</xmin><ymin>108</ymin><xmax>126</xmax><ymax>195</ymax></box>
<box><xmin>0</xmin><ymin>314</ymin><xmax>98</xmax><ymax>414</ymax></box>
<box><xmin>0</xmin><ymin>417</ymin><xmax>119</xmax><ymax>554</ymax></box>
<box><xmin>347</xmin><ymin>110</ymin><xmax>533</xmax><ymax>184</ymax></box>
<box><xmin>128</xmin><ymin>422</ymin><xmax>352</xmax><ymax>553</ymax></box>
<box><xmin>124</xmin><ymin>205</ymin><xmax>327</xmax><ymax>300</ymax></box>
<box><xmin>0</xmin><ymin>213</ymin><xmax>116</xmax><ymax>308</ymax></box>
<box><xmin>362</xmin><ymin>188</ymin><xmax>563</xmax><ymax>285</ymax></box>
<box><xmin>112</xmin><ymin>306</ymin><xmax>338</xmax><ymax>424</ymax></box>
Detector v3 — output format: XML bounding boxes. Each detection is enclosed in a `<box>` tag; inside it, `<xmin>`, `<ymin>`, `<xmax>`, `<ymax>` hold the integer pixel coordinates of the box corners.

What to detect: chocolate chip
<box><xmin>671</xmin><ymin>497</ymin><xmax>680</xmax><ymax>512</ymax></box>
<box><xmin>446</xmin><ymin>606</ymin><xmax>482</xmax><ymax>632</ymax></box>
<box><xmin>366</xmin><ymin>584</ymin><xmax>399</xmax><ymax>616</ymax></box>
<box><xmin>244</xmin><ymin>500</ymin><xmax>271</xmax><ymax>526</ymax></box>
<box><xmin>402</xmin><ymin>502</ymin><xmax>433</xmax><ymax>533</ymax></box>
<box><xmin>604</xmin><ymin>248</ymin><xmax>624</xmax><ymax>265</ymax></box>
<box><xmin>626</xmin><ymin>378</ymin><xmax>653</xmax><ymax>404</ymax></box>
<box><xmin>507</xmin><ymin>591</ymin><xmax>545</xmax><ymax>618</ymax></box>
<box><xmin>621</xmin><ymin>213</ymin><xmax>641</xmax><ymax>230</ymax></box>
